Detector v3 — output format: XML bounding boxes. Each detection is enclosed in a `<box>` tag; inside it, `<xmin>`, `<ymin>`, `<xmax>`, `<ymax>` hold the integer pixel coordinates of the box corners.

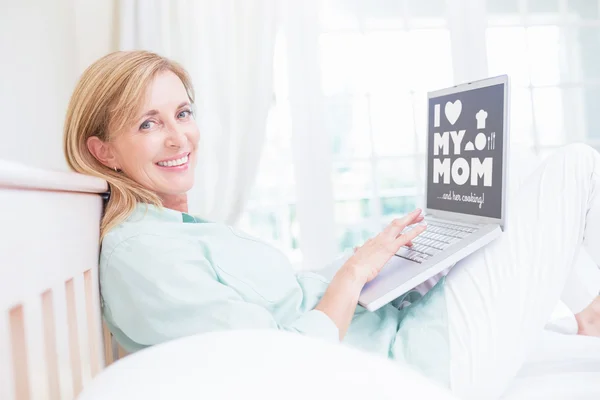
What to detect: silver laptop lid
<box><xmin>424</xmin><ymin>75</ymin><xmax>510</xmax><ymax>229</ymax></box>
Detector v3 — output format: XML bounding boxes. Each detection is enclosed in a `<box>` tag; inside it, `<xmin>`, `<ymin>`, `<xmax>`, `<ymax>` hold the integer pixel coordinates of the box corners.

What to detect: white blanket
<box><xmin>502</xmin><ymin>331</ymin><xmax>600</xmax><ymax>400</ymax></box>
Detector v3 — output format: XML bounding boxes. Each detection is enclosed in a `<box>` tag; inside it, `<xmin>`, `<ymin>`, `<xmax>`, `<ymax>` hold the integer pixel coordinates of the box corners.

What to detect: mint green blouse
<box><xmin>100</xmin><ymin>204</ymin><xmax>450</xmax><ymax>385</ymax></box>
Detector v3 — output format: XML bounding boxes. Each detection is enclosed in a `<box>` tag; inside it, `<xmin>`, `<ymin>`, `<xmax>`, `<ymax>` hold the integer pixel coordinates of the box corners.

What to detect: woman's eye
<box><xmin>140</xmin><ymin>120</ymin><xmax>154</xmax><ymax>130</ymax></box>
<box><xmin>178</xmin><ymin>109</ymin><xmax>193</xmax><ymax>119</ymax></box>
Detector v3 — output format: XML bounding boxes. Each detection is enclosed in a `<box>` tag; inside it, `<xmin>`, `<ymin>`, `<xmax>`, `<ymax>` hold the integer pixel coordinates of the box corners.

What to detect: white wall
<box><xmin>0</xmin><ymin>0</ymin><xmax>117</xmax><ymax>172</ymax></box>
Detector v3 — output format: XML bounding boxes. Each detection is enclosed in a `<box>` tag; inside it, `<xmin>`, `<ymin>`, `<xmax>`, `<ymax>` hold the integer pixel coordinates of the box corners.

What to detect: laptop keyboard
<box><xmin>395</xmin><ymin>220</ymin><xmax>478</xmax><ymax>264</ymax></box>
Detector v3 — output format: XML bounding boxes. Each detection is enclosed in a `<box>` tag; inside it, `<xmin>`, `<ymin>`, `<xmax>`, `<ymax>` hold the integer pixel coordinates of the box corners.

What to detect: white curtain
<box><xmin>118</xmin><ymin>0</ymin><xmax>278</xmax><ymax>223</ymax></box>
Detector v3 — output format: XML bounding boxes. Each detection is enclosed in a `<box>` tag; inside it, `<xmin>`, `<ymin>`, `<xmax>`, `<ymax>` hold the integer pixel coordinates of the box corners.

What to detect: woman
<box><xmin>64</xmin><ymin>50</ymin><xmax>600</xmax><ymax>399</ymax></box>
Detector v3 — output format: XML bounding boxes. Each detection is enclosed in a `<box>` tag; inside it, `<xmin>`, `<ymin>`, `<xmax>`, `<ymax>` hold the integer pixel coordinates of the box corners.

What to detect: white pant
<box><xmin>445</xmin><ymin>143</ymin><xmax>600</xmax><ymax>399</ymax></box>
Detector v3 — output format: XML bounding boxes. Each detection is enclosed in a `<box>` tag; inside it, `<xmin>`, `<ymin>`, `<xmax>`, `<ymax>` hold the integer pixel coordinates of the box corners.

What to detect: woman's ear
<box><xmin>87</xmin><ymin>136</ymin><xmax>119</xmax><ymax>170</ymax></box>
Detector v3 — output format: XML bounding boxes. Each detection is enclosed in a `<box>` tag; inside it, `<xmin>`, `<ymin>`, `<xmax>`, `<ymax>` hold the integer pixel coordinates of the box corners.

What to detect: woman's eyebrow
<box><xmin>137</xmin><ymin>102</ymin><xmax>190</xmax><ymax>120</ymax></box>
<box><xmin>138</xmin><ymin>109</ymin><xmax>159</xmax><ymax>120</ymax></box>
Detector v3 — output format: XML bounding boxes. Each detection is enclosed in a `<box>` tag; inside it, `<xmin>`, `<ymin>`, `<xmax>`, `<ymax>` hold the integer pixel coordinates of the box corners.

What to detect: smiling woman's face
<box><xmin>94</xmin><ymin>70</ymin><xmax>200</xmax><ymax>199</ymax></box>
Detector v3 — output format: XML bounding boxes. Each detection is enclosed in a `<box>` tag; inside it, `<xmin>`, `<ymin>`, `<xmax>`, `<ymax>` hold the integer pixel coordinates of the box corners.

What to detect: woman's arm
<box><xmin>103</xmin><ymin>234</ymin><xmax>344</xmax><ymax>350</ymax></box>
<box><xmin>314</xmin><ymin>266</ymin><xmax>365</xmax><ymax>340</ymax></box>
<box><xmin>315</xmin><ymin>209</ymin><xmax>426</xmax><ymax>340</ymax></box>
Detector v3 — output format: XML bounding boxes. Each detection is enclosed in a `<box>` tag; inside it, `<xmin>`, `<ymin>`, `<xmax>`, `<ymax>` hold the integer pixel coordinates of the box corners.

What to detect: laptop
<box><xmin>358</xmin><ymin>75</ymin><xmax>510</xmax><ymax>312</ymax></box>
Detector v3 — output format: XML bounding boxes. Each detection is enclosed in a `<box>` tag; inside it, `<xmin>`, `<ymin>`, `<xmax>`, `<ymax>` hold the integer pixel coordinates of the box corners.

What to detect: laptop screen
<box><xmin>426</xmin><ymin>83</ymin><xmax>505</xmax><ymax>219</ymax></box>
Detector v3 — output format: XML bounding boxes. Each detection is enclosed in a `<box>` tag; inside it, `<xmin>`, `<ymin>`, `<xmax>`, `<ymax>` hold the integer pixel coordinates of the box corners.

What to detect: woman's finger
<box><xmin>383</xmin><ymin>209</ymin><xmax>422</xmax><ymax>237</ymax></box>
<box><xmin>402</xmin><ymin>216</ymin><xmax>424</xmax><ymax>238</ymax></box>
<box><xmin>394</xmin><ymin>223</ymin><xmax>427</xmax><ymax>247</ymax></box>
<box><xmin>389</xmin><ymin>212</ymin><xmax>424</xmax><ymax>239</ymax></box>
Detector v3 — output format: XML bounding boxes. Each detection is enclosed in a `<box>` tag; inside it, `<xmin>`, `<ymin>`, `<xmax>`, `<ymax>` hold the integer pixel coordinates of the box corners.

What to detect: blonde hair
<box><xmin>63</xmin><ymin>50</ymin><xmax>195</xmax><ymax>240</ymax></box>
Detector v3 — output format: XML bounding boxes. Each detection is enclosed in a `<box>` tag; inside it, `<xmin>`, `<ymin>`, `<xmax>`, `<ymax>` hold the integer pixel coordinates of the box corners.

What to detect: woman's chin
<box><xmin>156</xmin><ymin>181</ymin><xmax>195</xmax><ymax>197</ymax></box>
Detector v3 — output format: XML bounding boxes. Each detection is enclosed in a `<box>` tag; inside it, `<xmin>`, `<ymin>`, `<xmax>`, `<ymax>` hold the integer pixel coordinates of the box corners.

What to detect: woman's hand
<box><xmin>314</xmin><ymin>208</ymin><xmax>426</xmax><ymax>340</ymax></box>
<box><xmin>344</xmin><ymin>209</ymin><xmax>426</xmax><ymax>285</ymax></box>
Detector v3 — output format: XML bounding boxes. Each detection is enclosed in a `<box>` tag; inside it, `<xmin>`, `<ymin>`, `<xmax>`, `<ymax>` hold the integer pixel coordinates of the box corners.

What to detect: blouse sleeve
<box><xmin>101</xmin><ymin>234</ymin><xmax>339</xmax><ymax>348</ymax></box>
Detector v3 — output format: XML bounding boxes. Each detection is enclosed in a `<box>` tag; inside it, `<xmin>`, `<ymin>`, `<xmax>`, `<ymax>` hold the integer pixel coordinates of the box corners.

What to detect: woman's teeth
<box><xmin>157</xmin><ymin>154</ymin><xmax>189</xmax><ymax>167</ymax></box>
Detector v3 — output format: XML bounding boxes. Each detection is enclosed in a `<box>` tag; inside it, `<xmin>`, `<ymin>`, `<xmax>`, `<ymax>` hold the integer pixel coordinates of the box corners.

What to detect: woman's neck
<box><xmin>161</xmin><ymin>194</ymin><xmax>189</xmax><ymax>213</ymax></box>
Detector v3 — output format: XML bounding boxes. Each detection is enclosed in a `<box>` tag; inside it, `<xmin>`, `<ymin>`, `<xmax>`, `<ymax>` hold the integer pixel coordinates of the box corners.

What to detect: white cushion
<box><xmin>78</xmin><ymin>330</ymin><xmax>457</xmax><ymax>400</ymax></box>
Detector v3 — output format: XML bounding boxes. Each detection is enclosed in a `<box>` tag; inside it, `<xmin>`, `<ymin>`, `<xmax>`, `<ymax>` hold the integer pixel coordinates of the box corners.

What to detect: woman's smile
<box><xmin>156</xmin><ymin>152</ymin><xmax>191</xmax><ymax>171</ymax></box>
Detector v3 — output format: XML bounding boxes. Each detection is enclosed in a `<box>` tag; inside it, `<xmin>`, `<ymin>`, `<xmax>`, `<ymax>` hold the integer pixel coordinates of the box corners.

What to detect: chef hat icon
<box><xmin>476</xmin><ymin>109</ymin><xmax>488</xmax><ymax>129</ymax></box>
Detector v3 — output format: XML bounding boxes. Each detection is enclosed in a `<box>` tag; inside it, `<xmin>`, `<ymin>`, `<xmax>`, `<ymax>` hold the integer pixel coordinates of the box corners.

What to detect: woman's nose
<box><xmin>165</xmin><ymin>124</ymin><xmax>188</xmax><ymax>149</ymax></box>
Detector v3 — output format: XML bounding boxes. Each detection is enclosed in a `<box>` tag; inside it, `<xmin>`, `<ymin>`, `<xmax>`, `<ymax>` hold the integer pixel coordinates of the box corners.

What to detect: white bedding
<box><xmin>502</xmin><ymin>331</ymin><xmax>600</xmax><ymax>400</ymax></box>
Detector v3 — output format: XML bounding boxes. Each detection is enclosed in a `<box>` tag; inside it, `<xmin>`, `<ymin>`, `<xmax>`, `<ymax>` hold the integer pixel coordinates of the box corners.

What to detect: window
<box><xmin>239</xmin><ymin>0</ymin><xmax>600</xmax><ymax>270</ymax></box>
<box><xmin>486</xmin><ymin>0</ymin><xmax>600</xmax><ymax>156</ymax></box>
<box><xmin>318</xmin><ymin>1</ymin><xmax>453</xmax><ymax>255</ymax></box>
